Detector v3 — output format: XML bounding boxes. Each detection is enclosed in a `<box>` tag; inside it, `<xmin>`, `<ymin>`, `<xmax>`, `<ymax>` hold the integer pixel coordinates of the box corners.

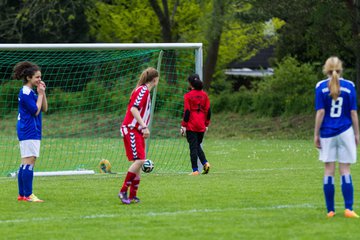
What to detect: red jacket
<box><xmin>181</xmin><ymin>89</ymin><xmax>211</xmax><ymax>132</ymax></box>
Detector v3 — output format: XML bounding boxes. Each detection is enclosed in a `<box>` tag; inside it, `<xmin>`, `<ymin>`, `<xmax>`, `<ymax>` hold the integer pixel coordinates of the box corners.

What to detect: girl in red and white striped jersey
<box><xmin>118</xmin><ymin>67</ymin><xmax>159</xmax><ymax>204</ymax></box>
<box><xmin>181</xmin><ymin>74</ymin><xmax>211</xmax><ymax>175</ymax></box>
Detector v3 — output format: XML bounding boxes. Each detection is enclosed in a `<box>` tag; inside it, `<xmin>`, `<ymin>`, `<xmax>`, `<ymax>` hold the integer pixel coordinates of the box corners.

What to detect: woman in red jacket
<box><xmin>181</xmin><ymin>74</ymin><xmax>211</xmax><ymax>175</ymax></box>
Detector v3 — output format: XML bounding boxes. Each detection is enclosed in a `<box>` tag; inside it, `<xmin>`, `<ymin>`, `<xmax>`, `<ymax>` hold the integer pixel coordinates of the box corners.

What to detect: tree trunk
<box><xmin>148</xmin><ymin>0</ymin><xmax>177</xmax><ymax>85</ymax></box>
<box><xmin>202</xmin><ymin>0</ymin><xmax>226</xmax><ymax>90</ymax></box>
<box><xmin>203</xmin><ymin>35</ymin><xmax>221</xmax><ymax>90</ymax></box>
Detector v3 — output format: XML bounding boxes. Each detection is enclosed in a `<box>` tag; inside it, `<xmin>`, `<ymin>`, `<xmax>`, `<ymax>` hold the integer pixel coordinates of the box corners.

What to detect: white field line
<box><xmin>0</xmin><ymin>167</ymin><xmax>323</xmax><ymax>180</ymax></box>
<box><xmin>0</xmin><ymin>203</ymin><xmax>323</xmax><ymax>224</ymax></box>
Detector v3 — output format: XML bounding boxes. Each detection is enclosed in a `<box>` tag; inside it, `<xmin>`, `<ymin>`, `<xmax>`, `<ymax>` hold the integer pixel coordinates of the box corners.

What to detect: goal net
<box><xmin>0</xmin><ymin>43</ymin><xmax>203</xmax><ymax>176</ymax></box>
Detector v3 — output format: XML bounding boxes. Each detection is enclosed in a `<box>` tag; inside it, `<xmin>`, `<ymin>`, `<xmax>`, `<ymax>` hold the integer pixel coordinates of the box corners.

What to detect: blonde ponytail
<box><xmin>328</xmin><ymin>70</ymin><xmax>340</xmax><ymax>100</ymax></box>
<box><xmin>323</xmin><ymin>57</ymin><xmax>343</xmax><ymax>100</ymax></box>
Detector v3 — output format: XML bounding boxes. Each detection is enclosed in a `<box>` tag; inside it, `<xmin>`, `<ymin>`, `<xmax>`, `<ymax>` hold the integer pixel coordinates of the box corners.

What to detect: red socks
<box><xmin>120</xmin><ymin>171</ymin><xmax>136</xmax><ymax>193</ymax></box>
<box><xmin>129</xmin><ymin>179</ymin><xmax>140</xmax><ymax>199</ymax></box>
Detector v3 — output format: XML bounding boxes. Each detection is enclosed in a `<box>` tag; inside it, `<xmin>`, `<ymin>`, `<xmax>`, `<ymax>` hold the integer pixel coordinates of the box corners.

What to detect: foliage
<box><xmin>0</xmin><ymin>80</ymin><xmax>22</xmax><ymax>117</ymax></box>
<box><xmin>210</xmin><ymin>87</ymin><xmax>254</xmax><ymax>114</ymax></box>
<box><xmin>210</xmin><ymin>56</ymin><xmax>319</xmax><ymax>117</ymax></box>
<box><xmin>86</xmin><ymin>0</ymin><xmax>162</xmax><ymax>43</ymax></box>
<box><xmin>253</xmin><ymin>57</ymin><xmax>318</xmax><ymax>116</ymax></box>
<box><xmin>0</xmin><ymin>0</ymin><xmax>94</xmax><ymax>43</ymax></box>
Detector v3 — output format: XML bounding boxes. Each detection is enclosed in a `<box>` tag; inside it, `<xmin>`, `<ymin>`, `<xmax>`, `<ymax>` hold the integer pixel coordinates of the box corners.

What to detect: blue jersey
<box><xmin>17</xmin><ymin>86</ymin><xmax>42</xmax><ymax>141</ymax></box>
<box><xmin>315</xmin><ymin>78</ymin><xmax>357</xmax><ymax>138</ymax></box>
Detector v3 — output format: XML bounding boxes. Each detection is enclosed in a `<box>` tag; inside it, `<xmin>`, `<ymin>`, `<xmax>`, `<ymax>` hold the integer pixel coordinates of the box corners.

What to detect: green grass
<box><xmin>2</xmin><ymin>139</ymin><xmax>360</xmax><ymax>239</ymax></box>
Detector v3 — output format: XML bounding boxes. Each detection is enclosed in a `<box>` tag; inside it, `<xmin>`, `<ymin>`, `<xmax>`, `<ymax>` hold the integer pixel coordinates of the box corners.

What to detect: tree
<box><xmin>202</xmin><ymin>0</ymin><xmax>283</xmax><ymax>90</ymax></box>
<box><xmin>202</xmin><ymin>0</ymin><xmax>225</xmax><ymax>90</ymax></box>
<box><xmin>0</xmin><ymin>0</ymin><xmax>94</xmax><ymax>43</ymax></box>
<box><xmin>344</xmin><ymin>0</ymin><xmax>360</xmax><ymax>93</ymax></box>
<box><xmin>87</xmin><ymin>0</ymin><xmax>280</xmax><ymax>89</ymax></box>
<box><xmin>250</xmin><ymin>0</ymin><xmax>360</xmax><ymax>92</ymax></box>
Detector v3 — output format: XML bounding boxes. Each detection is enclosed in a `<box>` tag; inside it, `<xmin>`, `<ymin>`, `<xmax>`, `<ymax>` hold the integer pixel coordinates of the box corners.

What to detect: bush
<box><xmin>0</xmin><ymin>80</ymin><xmax>23</xmax><ymax>117</ymax></box>
<box><xmin>253</xmin><ymin>57</ymin><xmax>318</xmax><ymax>116</ymax></box>
<box><xmin>210</xmin><ymin>56</ymin><xmax>319</xmax><ymax>117</ymax></box>
<box><xmin>210</xmin><ymin>87</ymin><xmax>254</xmax><ymax>114</ymax></box>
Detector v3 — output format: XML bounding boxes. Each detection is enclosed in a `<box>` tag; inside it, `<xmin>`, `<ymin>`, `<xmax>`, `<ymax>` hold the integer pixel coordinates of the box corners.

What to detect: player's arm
<box><xmin>205</xmin><ymin>95</ymin><xmax>211</xmax><ymax>127</ymax></box>
<box><xmin>314</xmin><ymin>109</ymin><xmax>325</xmax><ymax>149</ymax></box>
<box><xmin>40</xmin><ymin>81</ymin><xmax>48</xmax><ymax>112</ymax></box>
<box><xmin>351</xmin><ymin>110</ymin><xmax>359</xmax><ymax>145</ymax></box>
<box><xmin>180</xmin><ymin>95</ymin><xmax>190</xmax><ymax>136</ymax></box>
<box><xmin>130</xmin><ymin>106</ymin><xmax>150</xmax><ymax>138</ymax></box>
<box><xmin>182</xmin><ymin>95</ymin><xmax>190</xmax><ymax>126</ymax></box>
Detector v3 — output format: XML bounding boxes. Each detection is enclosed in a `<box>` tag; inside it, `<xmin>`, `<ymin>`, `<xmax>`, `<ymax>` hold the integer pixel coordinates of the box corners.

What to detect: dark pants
<box><xmin>186</xmin><ymin>131</ymin><xmax>207</xmax><ymax>170</ymax></box>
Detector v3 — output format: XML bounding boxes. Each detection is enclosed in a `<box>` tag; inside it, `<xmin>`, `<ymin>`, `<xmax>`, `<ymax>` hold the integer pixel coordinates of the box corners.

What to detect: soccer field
<box><xmin>1</xmin><ymin>139</ymin><xmax>360</xmax><ymax>239</ymax></box>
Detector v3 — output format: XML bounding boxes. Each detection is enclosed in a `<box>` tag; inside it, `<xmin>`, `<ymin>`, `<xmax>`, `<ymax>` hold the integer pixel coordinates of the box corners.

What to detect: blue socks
<box><xmin>22</xmin><ymin>164</ymin><xmax>34</xmax><ymax>197</ymax></box>
<box><xmin>341</xmin><ymin>174</ymin><xmax>354</xmax><ymax>210</ymax></box>
<box><xmin>17</xmin><ymin>164</ymin><xmax>24</xmax><ymax>196</ymax></box>
<box><xmin>323</xmin><ymin>176</ymin><xmax>335</xmax><ymax>212</ymax></box>
<box><xmin>323</xmin><ymin>174</ymin><xmax>355</xmax><ymax>212</ymax></box>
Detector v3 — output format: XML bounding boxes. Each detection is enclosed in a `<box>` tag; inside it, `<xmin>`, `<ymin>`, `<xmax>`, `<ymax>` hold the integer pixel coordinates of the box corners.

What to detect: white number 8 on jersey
<box><xmin>330</xmin><ymin>97</ymin><xmax>343</xmax><ymax>117</ymax></box>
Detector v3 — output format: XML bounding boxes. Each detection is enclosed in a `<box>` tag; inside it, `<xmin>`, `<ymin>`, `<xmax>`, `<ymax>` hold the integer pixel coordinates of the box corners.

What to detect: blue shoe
<box><xmin>130</xmin><ymin>196</ymin><xmax>140</xmax><ymax>204</ymax></box>
<box><xmin>118</xmin><ymin>192</ymin><xmax>130</xmax><ymax>204</ymax></box>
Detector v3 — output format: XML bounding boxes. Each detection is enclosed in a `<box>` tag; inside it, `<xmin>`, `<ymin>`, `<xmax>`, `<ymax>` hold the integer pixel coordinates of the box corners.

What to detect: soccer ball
<box><xmin>99</xmin><ymin>159</ymin><xmax>112</xmax><ymax>173</ymax></box>
<box><xmin>141</xmin><ymin>159</ymin><xmax>154</xmax><ymax>173</ymax></box>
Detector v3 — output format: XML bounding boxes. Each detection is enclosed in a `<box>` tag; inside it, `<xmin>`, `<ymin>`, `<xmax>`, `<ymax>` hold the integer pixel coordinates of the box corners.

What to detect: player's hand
<box><xmin>40</xmin><ymin>81</ymin><xmax>46</xmax><ymax>91</ymax></box>
<box><xmin>314</xmin><ymin>135</ymin><xmax>321</xmax><ymax>149</ymax></box>
<box><xmin>142</xmin><ymin>128</ymin><xmax>150</xmax><ymax>139</ymax></box>
<box><xmin>37</xmin><ymin>83</ymin><xmax>45</xmax><ymax>95</ymax></box>
<box><xmin>180</xmin><ymin>126</ymin><xmax>186</xmax><ymax>137</ymax></box>
<box><xmin>355</xmin><ymin>134</ymin><xmax>359</xmax><ymax>146</ymax></box>
<box><xmin>205</xmin><ymin>127</ymin><xmax>208</xmax><ymax>134</ymax></box>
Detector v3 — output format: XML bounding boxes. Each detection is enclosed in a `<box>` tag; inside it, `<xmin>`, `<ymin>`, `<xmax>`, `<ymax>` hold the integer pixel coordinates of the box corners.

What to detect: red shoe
<box><xmin>17</xmin><ymin>195</ymin><xmax>25</xmax><ymax>201</ymax></box>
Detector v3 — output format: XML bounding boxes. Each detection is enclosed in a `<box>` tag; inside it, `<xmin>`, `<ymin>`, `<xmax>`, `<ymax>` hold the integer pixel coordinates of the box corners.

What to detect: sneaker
<box><xmin>326</xmin><ymin>211</ymin><xmax>336</xmax><ymax>218</ymax></box>
<box><xmin>130</xmin><ymin>196</ymin><xmax>140</xmax><ymax>204</ymax></box>
<box><xmin>189</xmin><ymin>171</ymin><xmax>199</xmax><ymax>176</ymax></box>
<box><xmin>202</xmin><ymin>162</ymin><xmax>211</xmax><ymax>174</ymax></box>
<box><xmin>118</xmin><ymin>192</ymin><xmax>130</xmax><ymax>204</ymax></box>
<box><xmin>25</xmin><ymin>194</ymin><xmax>44</xmax><ymax>202</ymax></box>
<box><xmin>344</xmin><ymin>209</ymin><xmax>359</xmax><ymax>218</ymax></box>
<box><xmin>17</xmin><ymin>195</ymin><xmax>25</xmax><ymax>201</ymax></box>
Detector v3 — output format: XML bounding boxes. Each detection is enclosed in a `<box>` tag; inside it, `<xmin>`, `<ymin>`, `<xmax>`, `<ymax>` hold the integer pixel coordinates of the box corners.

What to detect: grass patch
<box><xmin>207</xmin><ymin>112</ymin><xmax>314</xmax><ymax>140</ymax></box>
<box><xmin>1</xmin><ymin>139</ymin><xmax>360</xmax><ymax>239</ymax></box>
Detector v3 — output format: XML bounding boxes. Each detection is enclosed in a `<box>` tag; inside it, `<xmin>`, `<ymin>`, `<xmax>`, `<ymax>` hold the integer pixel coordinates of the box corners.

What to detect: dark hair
<box><xmin>13</xmin><ymin>61</ymin><xmax>40</xmax><ymax>84</ymax></box>
<box><xmin>188</xmin><ymin>74</ymin><xmax>203</xmax><ymax>90</ymax></box>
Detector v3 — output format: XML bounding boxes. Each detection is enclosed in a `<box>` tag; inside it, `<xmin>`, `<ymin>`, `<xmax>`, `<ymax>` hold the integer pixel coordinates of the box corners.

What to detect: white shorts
<box><xmin>19</xmin><ymin>140</ymin><xmax>41</xmax><ymax>158</ymax></box>
<box><xmin>319</xmin><ymin>127</ymin><xmax>357</xmax><ymax>164</ymax></box>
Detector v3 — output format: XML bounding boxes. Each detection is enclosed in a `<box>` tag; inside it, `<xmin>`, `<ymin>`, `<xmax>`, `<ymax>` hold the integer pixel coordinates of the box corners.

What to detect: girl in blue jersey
<box><xmin>314</xmin><ymin>56</ymin><xmax>359</xmax><ymax>218</ymax></box>
<box><xmin>13</xmin><ymin>61</ymin><xmax>48</xmax><ymax>202</ymax></box>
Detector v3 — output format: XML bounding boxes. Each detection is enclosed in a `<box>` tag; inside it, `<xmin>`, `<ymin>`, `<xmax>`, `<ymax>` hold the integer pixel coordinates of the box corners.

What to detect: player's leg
<box><xmin>196</xmin><ymin>132</ymin><xmax>210</xmax><ymax>174</ymax></box>
<box><xmin>129</xmin><ymin>160</ymin><xmax>144</xmax><ymax>203</ymax></box>
<box><xmin>339</xmin><ymin>164</ymin><xmax>358</xmax><ymax>218</ymax></box>
<box><xmin>19</xmin><ymin>140</ymin><xmax>43</xmax><ymax>202</ymax></box>
<box><xmin>338</xmin><ymin>127</ymin><xmax>358</xmax><ymax>218</ymax></box>
<box><xmin>17</xmin><ymin>163</ymin><xmax>24</xmax><ymax>201</ymax></box>
<box><xmin>119</xmin><ymin>129</ymin><xmax>144</xmax><ymax>204</ymax></box>
<box><xmin>320</xmin><ymin>136</ymin><xmax>336</xmax><ymax>217</ymax></box>
<box><xmin>186</xmin><ymin>131</ymin><xmax>200</xmax><ymax>175</ymax></box>
<box><xmin>324</xmin><ymin>162</ymin><xmax>336</xmax><ymax>217</ymax></box>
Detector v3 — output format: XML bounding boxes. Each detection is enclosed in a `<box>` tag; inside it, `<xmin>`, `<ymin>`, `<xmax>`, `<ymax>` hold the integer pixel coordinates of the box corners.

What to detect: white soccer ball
<box><xmin>142</xmin><ymin>159</ymin><xmax>154</xmax><ymax>173</ymax></box>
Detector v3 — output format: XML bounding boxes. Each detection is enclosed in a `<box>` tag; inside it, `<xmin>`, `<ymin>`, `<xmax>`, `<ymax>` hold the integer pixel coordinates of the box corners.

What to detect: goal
<box><xmin>0</xmin><ymin>43</ymin><xmax>203</xmax><ymax>176</ymax></box>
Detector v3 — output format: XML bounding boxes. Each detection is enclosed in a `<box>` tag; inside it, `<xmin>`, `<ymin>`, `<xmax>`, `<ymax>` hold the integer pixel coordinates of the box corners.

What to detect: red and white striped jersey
<box><xmin>122</xmin><ymin>85</ymin><xmax>151</xmax><ymax>130</ymax></box>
